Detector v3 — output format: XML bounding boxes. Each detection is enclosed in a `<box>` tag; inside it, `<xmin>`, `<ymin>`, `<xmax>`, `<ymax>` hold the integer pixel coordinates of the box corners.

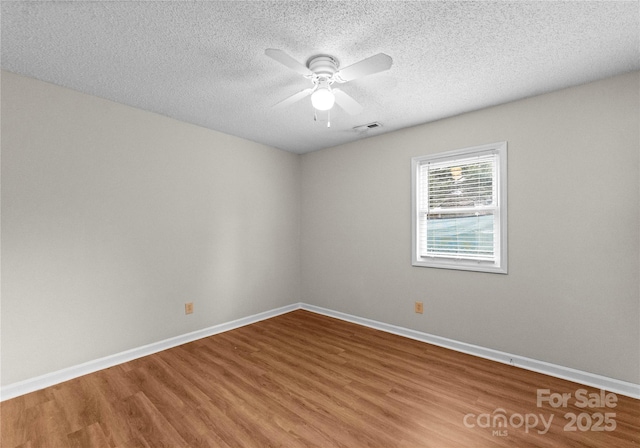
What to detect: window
<box><xmin>411</xmin><ymin>142</ymin><xmax>507</xmax><ymax>273</ymax></box>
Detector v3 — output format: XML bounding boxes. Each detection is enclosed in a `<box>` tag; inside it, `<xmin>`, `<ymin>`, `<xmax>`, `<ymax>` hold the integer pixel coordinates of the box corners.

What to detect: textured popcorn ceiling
<box><xmin>2</xmin><ymin>1</ymin><xmax>639</xmax><ymax>154</ymax></box>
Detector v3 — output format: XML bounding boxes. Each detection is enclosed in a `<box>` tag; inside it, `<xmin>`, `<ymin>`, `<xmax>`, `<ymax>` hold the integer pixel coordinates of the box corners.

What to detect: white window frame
<box><xmin>411</xmin><ymin>142</ymin><xmax>508</xmax><ymax>274</ymax></box>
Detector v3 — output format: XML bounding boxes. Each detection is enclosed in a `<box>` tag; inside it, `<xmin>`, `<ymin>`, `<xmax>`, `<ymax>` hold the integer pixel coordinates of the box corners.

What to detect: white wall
<box><xmin>301</xmin><ymin>72</ymin><xmax>640</xmax><ymax>384</ymax></box>
<box><xmin>1</xmin><ymin>71</ymin><xmax>301</xmax><ymax>385</ymax></box>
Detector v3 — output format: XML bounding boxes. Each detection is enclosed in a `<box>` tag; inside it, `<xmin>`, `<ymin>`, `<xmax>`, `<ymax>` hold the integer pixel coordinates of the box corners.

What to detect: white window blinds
<box><xmin>412</xmin><ymin>142</ymin><xmax>507</xmax><ymax>273</ymax></box>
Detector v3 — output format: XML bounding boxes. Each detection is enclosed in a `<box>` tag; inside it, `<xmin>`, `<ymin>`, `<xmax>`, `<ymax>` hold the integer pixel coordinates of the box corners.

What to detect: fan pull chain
<box><xmin>312</xmin><ymin>109</ymin><xmax>331</xmax><ymax>127</ymax></box>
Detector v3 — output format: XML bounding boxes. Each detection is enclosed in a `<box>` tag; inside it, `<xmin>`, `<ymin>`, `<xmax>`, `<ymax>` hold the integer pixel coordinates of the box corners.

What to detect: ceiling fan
<box><xmin>265</xmin><ymin>48</ymin><xmax>393</xmax><ymax>122</ymax></box>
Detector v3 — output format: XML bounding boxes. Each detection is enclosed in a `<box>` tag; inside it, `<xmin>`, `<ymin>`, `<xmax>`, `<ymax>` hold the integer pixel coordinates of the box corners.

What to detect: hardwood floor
<box><xmin>2</xmin><ymin>310</ymin><xmax>639</xmax><ymax>447</ymax></box>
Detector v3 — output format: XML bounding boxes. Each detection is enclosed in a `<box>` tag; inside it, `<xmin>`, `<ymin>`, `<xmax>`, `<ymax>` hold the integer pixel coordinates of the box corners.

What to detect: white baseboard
<box><xmin>0</xmin><ymin>303</ymin><xmax>299</xmax><ymax>401</ymax></box>
<box><xmin>300</xmin><ymin>304</ymin><xmax>640</xmax><ymax>400</ymax></box>
<box><xmin>3</xmin><ymin>302</ymin><xmax>639</xmax><ymax>401</ymax></box>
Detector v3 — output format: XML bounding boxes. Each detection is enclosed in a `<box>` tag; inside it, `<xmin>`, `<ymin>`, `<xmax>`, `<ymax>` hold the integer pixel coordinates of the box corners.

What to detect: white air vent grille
<box><xmin>353</xmin><ymin>122</ymin><xmax>383</xmax><ymax>132</ymax></box>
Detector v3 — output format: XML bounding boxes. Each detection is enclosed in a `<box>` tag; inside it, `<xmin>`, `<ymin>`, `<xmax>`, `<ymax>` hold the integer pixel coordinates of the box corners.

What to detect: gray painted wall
<box><xmin>1</xmin><ymin>71</ymin><xmax>301</xmax><ymax>385</ymax></box>
<box><xmin>301</xmin><ymin>71</ymin><xmax>639</xmax><ymax>384</ymax></box>
<box><xmin>2</xmin><ymin>70</ymin><xmax>638</xmax><ymax>387</ymax></box>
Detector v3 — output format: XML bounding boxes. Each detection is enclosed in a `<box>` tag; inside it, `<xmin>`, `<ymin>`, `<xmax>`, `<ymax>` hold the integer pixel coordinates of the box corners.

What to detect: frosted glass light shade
<box><xmin>311</xmin><ymin>88</ymin><xmax>335</xmax><ymax>111</ymax></box>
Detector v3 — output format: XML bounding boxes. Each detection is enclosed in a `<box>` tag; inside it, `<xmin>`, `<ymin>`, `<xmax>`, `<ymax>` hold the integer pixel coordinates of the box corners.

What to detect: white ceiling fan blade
<box><xmin>273</xmin><ymin>88</ymin><xmax>314</xmax><ymax>110</ymax></box>
<box><xmin>333</xmin><ymin>89</ymin><xmax>363</xmax><ymax>115</ymax></box>
<box><xmin>335</xmin><ymin>53</ymin><xmax>393</xmax><ymax>83</ymax></box>
<box><xmin>265</xmin><ymin>49</ymin><xmax>313</xmax><ymax>77</ymax></box>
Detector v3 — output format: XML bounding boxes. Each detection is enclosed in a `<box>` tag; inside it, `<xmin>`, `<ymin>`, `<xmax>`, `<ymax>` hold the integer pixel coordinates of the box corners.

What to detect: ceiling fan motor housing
<box><xmin>307</xmin><ymin>55</ymin><xmax>339</xmax><ymax>78</ymax></box>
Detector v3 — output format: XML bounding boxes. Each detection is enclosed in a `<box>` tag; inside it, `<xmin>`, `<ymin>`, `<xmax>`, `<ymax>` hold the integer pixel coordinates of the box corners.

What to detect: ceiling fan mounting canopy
<box><xmin>306</xmin><ymin>55</ymin><xmax>339</xmax><ymax>79</ymax></box>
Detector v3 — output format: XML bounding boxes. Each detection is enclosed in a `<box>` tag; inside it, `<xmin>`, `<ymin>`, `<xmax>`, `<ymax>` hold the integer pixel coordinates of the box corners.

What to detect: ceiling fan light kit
<box><xmin>310</xmin><ymin>87</ymin><xmax>335</xmax><ymax>111</ymax></box>
<box><xmin>266</xmin><ymin>48</ymin><xmax>393</xmax><ymax>120</ymax></box>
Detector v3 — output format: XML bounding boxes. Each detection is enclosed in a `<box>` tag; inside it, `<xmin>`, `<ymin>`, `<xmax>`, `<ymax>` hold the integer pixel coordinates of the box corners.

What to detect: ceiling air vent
<box><xmin>353</xmin><ymin>122</ymin><xmax>382</xmax><ymax>132</ymax></box>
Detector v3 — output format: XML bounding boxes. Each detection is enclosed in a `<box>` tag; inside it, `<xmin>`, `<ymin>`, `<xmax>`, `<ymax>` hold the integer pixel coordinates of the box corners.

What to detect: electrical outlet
<box><xmin>415</xmin><ymin>301</ymin><xmax>424</xmax><ymax>314</ymax></box>
<box><xmin>185</xmin><ymin>302</ymin><xmax>194</xmax><ymax>315</ymax></box>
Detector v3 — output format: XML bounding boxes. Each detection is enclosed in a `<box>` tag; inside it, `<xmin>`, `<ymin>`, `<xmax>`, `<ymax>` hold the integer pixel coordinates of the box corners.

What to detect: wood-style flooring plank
<box><xmin>2</xmin><ymin>310</ymin><xmax>639</xmax><ymax>447</ymax></box>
